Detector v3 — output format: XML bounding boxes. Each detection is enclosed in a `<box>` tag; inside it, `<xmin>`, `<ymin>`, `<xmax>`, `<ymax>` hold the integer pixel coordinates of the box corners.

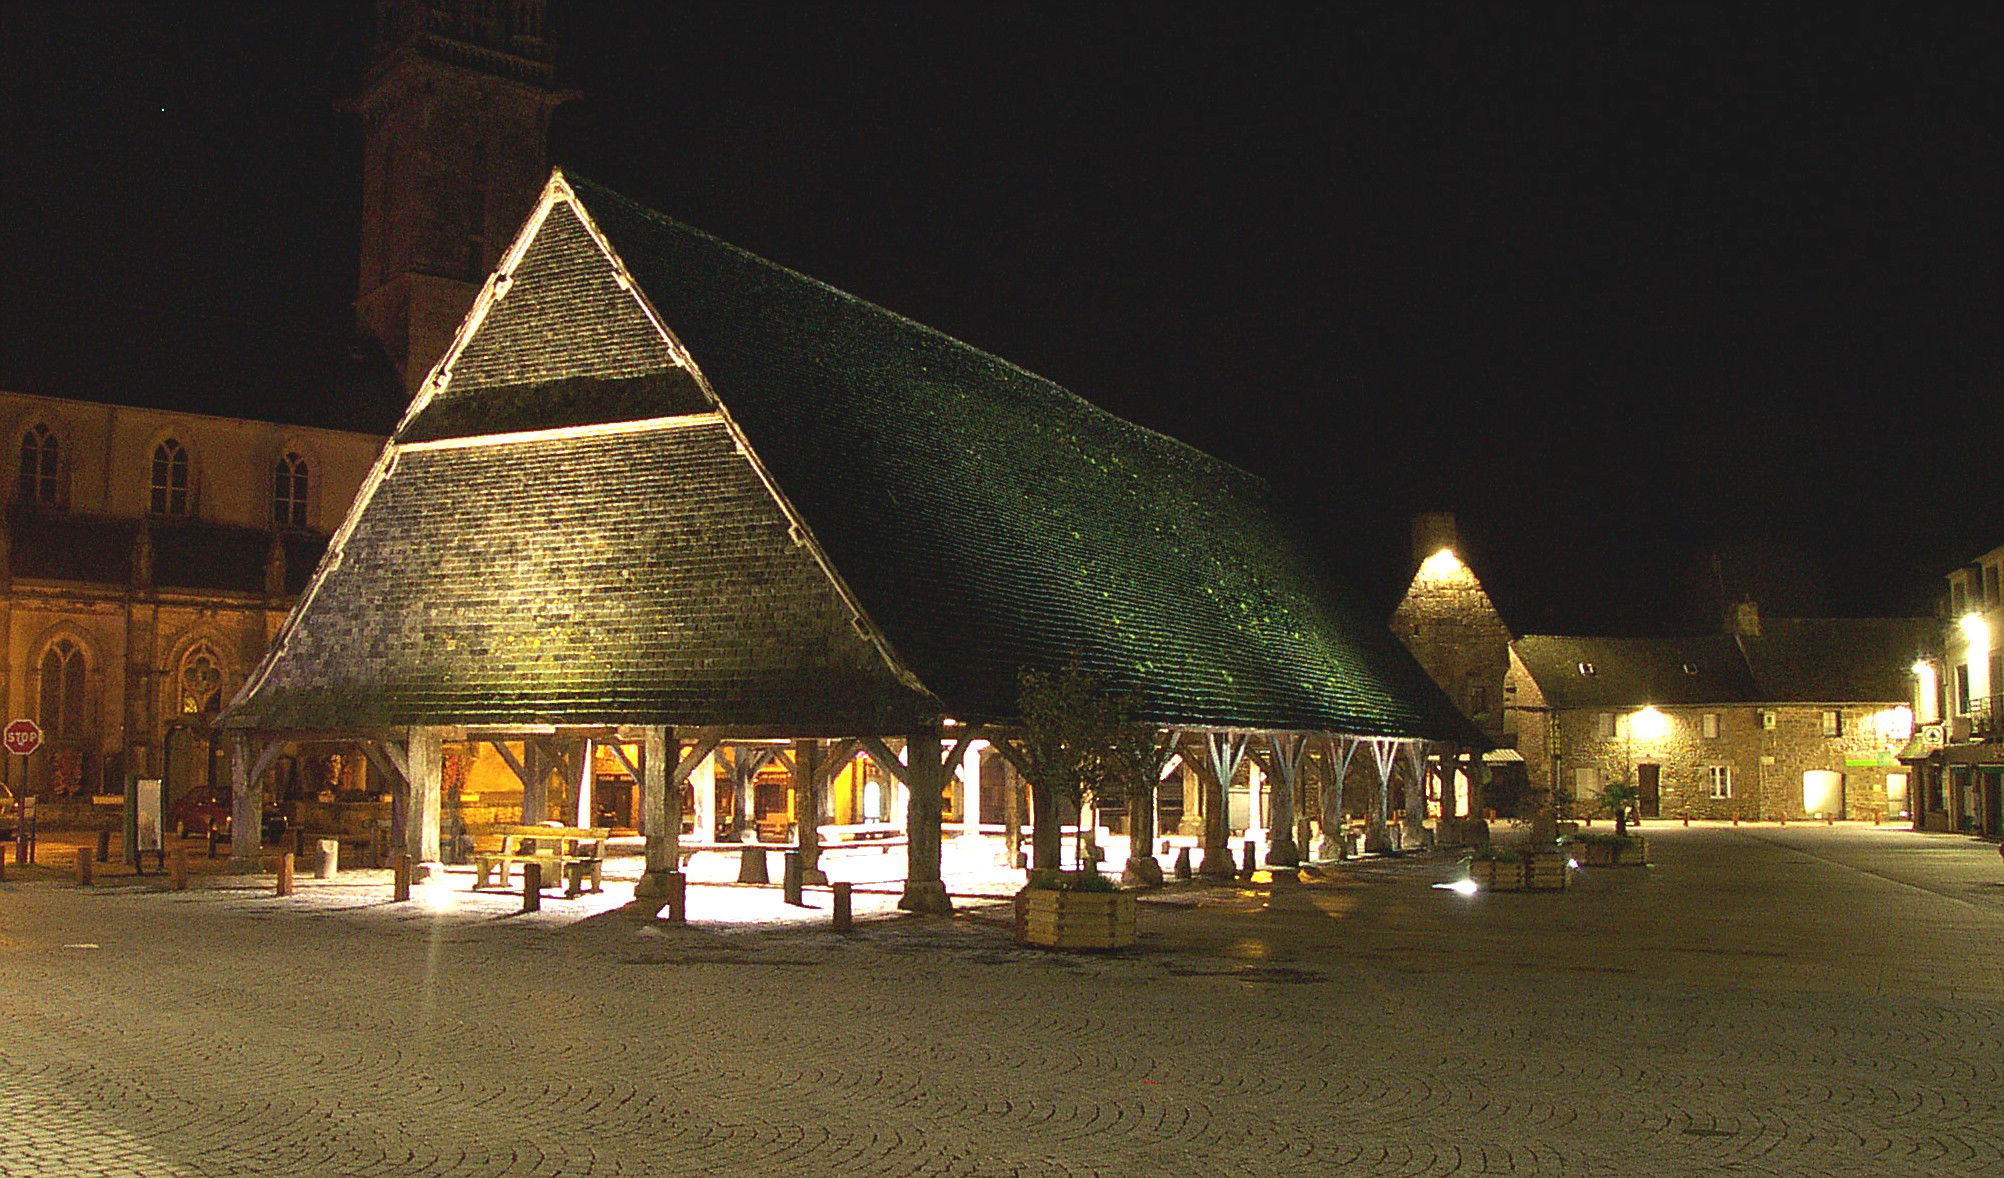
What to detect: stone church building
<box><xmin>0</xmin><ymin>1</ymin><xmax>563</xmax><ymax>813</ymax></box>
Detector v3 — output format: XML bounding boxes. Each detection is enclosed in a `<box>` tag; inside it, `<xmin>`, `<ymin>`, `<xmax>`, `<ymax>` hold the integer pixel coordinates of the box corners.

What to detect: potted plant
<box><xmin>1596</xmin><ymin>781</ymin><xmax>1640</xmax><ymax>837</ymax></box>
<box><xmin>1465</xmin><ymin>845</ymin><xmax>1525</xmax><ymax>891</ymax></box>
<box><xmin>1521</xmin><ymin>844</ymin><xmax>1571</xmax><ymax>889</ymax></box>
<box><xmin>1569</xmin><ymin>830</ymin><xmax>1650</xmax><ymax>866</ymax></box>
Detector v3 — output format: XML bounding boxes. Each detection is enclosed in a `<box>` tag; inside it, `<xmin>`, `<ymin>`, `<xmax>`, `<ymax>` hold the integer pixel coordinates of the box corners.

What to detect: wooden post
<box><xmin>169</xmin><ymin>848</ymin><xmax>188</xmax><ymax>891</ymax></box>
<box><xmin>95</xmin><ymin>828</ymin><xmax>111</xmax><ymax>863</ymax></box>
<box><xmin>794</xmin><ymin>739</ymin><xmax>827</xmax><ymax>885</ymax></box>
<box><xmin>405</xmin><ymin>726</ymin><xmax>443</xmax><ymax>882</ymax></box>
<box><xmin>392</xmin><ymin>853</ymin><xmax>412</xmax><ymax>902</ymax></box>
<box><xmin>898</xmin><ymin>725</ymin><xmax>953</xmax><ymax>914</ymax></box>
<box><xmin>1197</xmin><ymin>734</ymin><xmax>1244</xmax><ymax>879</ymax></box>
<box><xmin>1174</xmin><ymin>846</ymin><xmax>1193</xmax><ymax>879</ymax></box>
<box><xmin>634</xmin><ymin>726</ymin><xmax>677</xmax><ymax>903</ymax></box>
<box><xmin>832</xmin><ymin>880</ymin><xmax>853</xmax><ymax>931</ymax></box>
<box><xmin>227</xmin><ymin>732</ymin><xmax>263</xmax><ymax>873</ymax></box>
<box><xmin>1003</xmin><ymin>760</ymin><xmax>1023</xmax><ymax>869</ymax></box>
<box><xmin>275</xmin><ymin>852</ymin><xmax>295</xmax><ymax>896</ymax></box>
<box><xmin>691</xmin><ymin>750</ymin><xmax>717</xmax><ymax>843</ymax></box>
<box><xmin>521</xmin><ymin>742</ymin><xmax>547</xmax><ymax>824</ymax></box>
<box><xmin>783</xmin><ymin>850</ymin><xmax>805</xmax><ymax>905</ymax></box>
<box><xmin>522</xmin><ymin>861</ymin><xmax>541</xmax><ymax>912</ymax></box>
<box><xmin>1265</xmin><ymin>735</ymin><xmax>1303</xmax><ymax>867</ymax></box>
<box><xmin>663</xmin><ymin>871</ymin><xmax>686</xmax><ymax>924</ymax></box>
<box><xmin>75</xmin><ymin>848</ymin><xmax>92</xmax><ymax>886</ymax></box>
<box><xmin>1240</xmin><ymin>838</ymin><xmax>1257</xmax><ymax>880</ymax></box>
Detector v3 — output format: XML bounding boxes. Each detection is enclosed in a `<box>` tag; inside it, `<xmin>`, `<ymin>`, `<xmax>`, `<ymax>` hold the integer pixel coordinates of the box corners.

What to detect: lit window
<box><xmin>38</xmin><ymin>638</ymin><xmax>86</xmax><ymax>739</ymax></box>
<box><xmin>179</xmin><ymin>642</ymin><xmax>224</xmax><ymax>716</ymax></box>
<box><xmin>18</xmin><ymin>423</ymin><xmax>60</xmax><ymax>506</ymax></box>
<box><xmin>1578</xmin><ymin>662</ymin><xmax>1597</xmax><ymax>676</ymax></box>
<box><xmin>150</xmin><ymin>439</ymin><xmax>189</xmax><ymax>516</ymax></box>
<box><xmin>1821</xmin><ymin>709</ymin><xmax>1843</xmax><ymax>737</ymax></box>
<box><xmin>1701</xmin><ymin>713</ymin><xmax>1720</xmax><ymax>739</ymax></box>
<box><xmin>1707</xmin><ymin>765</ymin><xmax>1733</xmax><ymax>799</ymax></box>
<box><xmin>273</xmin><ymin>451</ymin><xmax>309</xmax><ymax>528</ymax></box>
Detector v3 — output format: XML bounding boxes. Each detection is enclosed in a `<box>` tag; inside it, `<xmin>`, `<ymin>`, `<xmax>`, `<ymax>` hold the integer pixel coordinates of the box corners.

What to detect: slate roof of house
<box><xmin>1515</xmin><ymin>618</ymin><xmax>1935</xmax><ymax>710</ymax></box>
<box><xmin>226</xmin><ymin>173</ymin><xmax>1476</xmax><ymax>739</ymax></box>
<box><xmin>0</xmin><ymin>291</ymin><xmax>401</xmax><ymax>435</ymax></box>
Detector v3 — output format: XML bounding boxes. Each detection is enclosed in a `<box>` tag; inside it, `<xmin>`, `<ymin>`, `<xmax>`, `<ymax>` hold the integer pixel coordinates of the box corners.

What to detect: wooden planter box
<box><xmin>1580</xmin><ymin>837</ymin><xmax>1649</xmax><ymax>867</ymax></box>
<box><xmin>1020</xmin><ymin>887</ymin><xmax>1138</xmax><ymax>950</ymax></box>
<box><xmin>1522</xmin><ymin>850</ymin><xmax>1570</xmax><ymax>891</ymax></box>
<box><xmin>1468</xmin><ymin>858</ymin><xmax>1524</xmax><ymax>891</ymax></box>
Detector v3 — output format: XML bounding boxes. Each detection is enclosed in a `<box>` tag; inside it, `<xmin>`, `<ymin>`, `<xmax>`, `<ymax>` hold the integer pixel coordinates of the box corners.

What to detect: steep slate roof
<box><xmin>1516</xmin><ymin>618</ymin><xmax>1934</xmax><ymax>710</ymax></box>
<box><xmin>228</xmin><ymin>173</ymin><xmax>1472</xmax><ymax>739</ymax></box>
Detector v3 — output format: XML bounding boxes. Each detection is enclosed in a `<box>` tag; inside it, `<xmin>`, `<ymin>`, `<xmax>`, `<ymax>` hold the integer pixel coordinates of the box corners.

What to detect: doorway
<box><xmin>1803</xmin><ymin>770</ymin><xmax>1845</xmax><ymax>818</ymax></box>
<box><xmin>1636</xmin><ymin>763</ymin><xmax>1661</xmax><ymax>818</ymax></box>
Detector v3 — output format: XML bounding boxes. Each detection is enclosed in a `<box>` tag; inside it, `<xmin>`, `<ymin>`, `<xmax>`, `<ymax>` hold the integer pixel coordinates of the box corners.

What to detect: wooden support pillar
<box><xmin>692</xmin><ymin>750</ymin><xmax>718</xmax><ymax>843</ymax></box>
<box><xmin>1265</xmin><ymin>735</ymin><xmax>1303</xmax><ymax>867</ymax></box>
<box><xmin>1316</xmin><ymin>736</ymin><xmax>1349</xmax><ymax>860</ymax></box>
<box><xmin>226</xmin><ymin>732</ymin><xmax>262</xmax><ymax>873</ymax></box>
<box><xmin>730</xmin><ymin>747</ymin><xmax>758</xmax><ymax>838</ymax></box>
<box><xmin>1464</xmin><ymin>748</ymin><xmax>1485</xmax><ymax>823</ymax></box>
<box><xmin>405</xmin><ymin>726</ymin><xmax>443</xmax><ymax>882</ymax></box>
<box><xmin>1365</xmin><ymin>738</ymin><xmax>1395</xmax><ymax>853</ymax></box>
<box><xmin>521</xmin><ymin>742</ymin><xmax>547</xmax><ymax>825</ymax></box>
<box><xmin>1197</xmin><ymin>734</ymin><xmax>1245</xmax><ymax>880</ymax></box>
<box><xmin>898</xmin><ymin>725</ymin><xmax>953</xmax><ymax>914</ymax></box>
<box><xmin>635</xmin><ymin>725</ymin><xmax>677</xmax><ymax>903</ymax></box>
<box><xmin>1402</xmin><ymin>740</ymin><xmax>1428</xmax><ymax>847</ymax></box>
<box><xmin>1003</xmin><ymin>757</ymin><xmax>1023</xmax><ymax>868</ymax></box>
<box><xmin>794</xmin><ymin>739</ymin><xmax>827</xmax><ymax>885</ymax></box>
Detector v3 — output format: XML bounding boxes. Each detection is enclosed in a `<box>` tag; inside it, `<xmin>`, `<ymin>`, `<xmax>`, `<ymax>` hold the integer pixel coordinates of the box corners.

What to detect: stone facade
<box><xmin>1392</xmin><ymin>513</ymin><xmax>1513</xmax><ymax>742</ymax></box>
<box><xmin>0</xmin><ymin>391</ymin><xmax>378</xmax><ymax>800</ymax></box>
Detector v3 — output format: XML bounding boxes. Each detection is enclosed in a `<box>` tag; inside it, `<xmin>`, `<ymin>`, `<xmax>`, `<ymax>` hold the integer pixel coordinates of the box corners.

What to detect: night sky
<box><xmin>2</xmin><ymin>3</ymin><xmax>1997</xmax><ymax>632</ymax></box>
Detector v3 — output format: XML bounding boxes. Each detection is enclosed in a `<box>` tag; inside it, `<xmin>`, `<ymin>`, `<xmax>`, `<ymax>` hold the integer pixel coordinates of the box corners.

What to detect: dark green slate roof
<box><xmin>231</xmin><ymin>174</ymin><xmax>1474</xmax><ymax>739</ymax></box>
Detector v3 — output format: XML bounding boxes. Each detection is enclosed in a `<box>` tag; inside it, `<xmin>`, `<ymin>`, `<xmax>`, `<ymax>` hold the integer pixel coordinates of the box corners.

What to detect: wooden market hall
<box><xmin>217</xmin><ymin>172</ymin><xmax>1483</xmax><ymax>914</ymax></box>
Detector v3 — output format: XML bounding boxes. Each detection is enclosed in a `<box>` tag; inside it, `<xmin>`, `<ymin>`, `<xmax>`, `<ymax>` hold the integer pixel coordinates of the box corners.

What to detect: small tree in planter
<box><xmin>1596</xmin><ymin>781</ymin><xmax>1640</xmax><ymax>837</ymax></box>
<box><xmin>1013</xmin><ymin>665</ymin><xmax>1140</xmax><ymax>948</ymax></box>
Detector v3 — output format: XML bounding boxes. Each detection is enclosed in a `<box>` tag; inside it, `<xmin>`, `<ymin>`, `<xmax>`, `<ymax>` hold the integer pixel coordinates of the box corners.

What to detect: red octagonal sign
<box><xmin>4</xmin><ymin>718</ymin><xmax>43</xmax><ymax>756</ymax></box>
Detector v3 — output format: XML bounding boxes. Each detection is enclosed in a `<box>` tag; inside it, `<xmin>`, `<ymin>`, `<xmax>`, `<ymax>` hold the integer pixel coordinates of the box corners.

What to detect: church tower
<box><xmin>348</xmin><ymin>0</ymin><xmax>573</xmax><ymax>392</ymax></box>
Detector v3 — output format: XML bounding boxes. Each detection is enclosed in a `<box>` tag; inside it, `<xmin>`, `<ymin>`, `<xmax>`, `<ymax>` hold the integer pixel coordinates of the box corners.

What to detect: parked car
<box><xmin>171</xmin><ymin>788</ymin><xmax>286</xmax><ymax>842</ymax></box>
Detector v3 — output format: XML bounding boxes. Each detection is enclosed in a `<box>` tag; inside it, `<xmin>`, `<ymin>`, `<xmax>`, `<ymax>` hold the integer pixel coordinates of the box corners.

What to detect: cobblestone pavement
<box><xmin>4</xmin><ymin>823</ymin><xmax>2003</xmax><ymax>1176</ymax></box>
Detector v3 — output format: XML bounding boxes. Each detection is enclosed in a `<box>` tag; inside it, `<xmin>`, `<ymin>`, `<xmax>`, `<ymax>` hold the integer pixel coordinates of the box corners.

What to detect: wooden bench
<box><xmin>473</xmin><ymin>825</ymin><xmax>609</xmax><ymax>897</ymax></box>
<box><xmin>817</xmin><ymin>822</ymin><xmax>908</xmax><ymax>852</ymax></box>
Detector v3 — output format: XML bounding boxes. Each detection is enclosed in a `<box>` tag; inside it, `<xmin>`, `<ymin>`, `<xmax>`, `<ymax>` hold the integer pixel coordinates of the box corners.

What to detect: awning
<box><xmin>1482</xmin><ymin>748</ymin><xmax>1525</xmax><ymax>763</ymax></box>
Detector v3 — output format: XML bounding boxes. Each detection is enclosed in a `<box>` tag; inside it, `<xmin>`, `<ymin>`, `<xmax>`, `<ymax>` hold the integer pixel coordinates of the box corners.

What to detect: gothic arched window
<box><xmin>273</xmin><ymin>451</ymin><xmax>309</xmax><ymax>528</ymax></box>
<box><xmin>179</xmin><ymin>643</ymin><xmax>224</xmax><ymax>717</ymax></box>
<box><xmin>38</xmin><ymin>639</ymin><xmax>87</xmax><ymax>739</ymax></box>
<box><xmin>150</xmin><ymin>439</ymin><xmax>190</xmax><ymax>516</ymax></box>
<box><xmin>18</xmin><ymin>423</ymin><xmax>60</xmax><ymax>506</ymax></box>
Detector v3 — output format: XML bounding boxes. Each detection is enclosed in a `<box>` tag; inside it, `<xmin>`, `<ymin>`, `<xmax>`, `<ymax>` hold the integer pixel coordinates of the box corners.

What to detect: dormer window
<box><xmin>18</xmin><ymin>423</ymin><xmax>61</xmax><ymax>507</ymax></box>
<box><xmin>1577</xmin><ymin>661</ymin><xmax>1597</xmax><ymax>676</ymax></box>
<box><xmin>150</xmin><ymin>439</ymin><xmax>189</xmax><ymax>516</ymax></box>
<box><xmin>1681</xmin><ymin>662</ymin><xmax>1700</xmax><ymax>676</ymax></box>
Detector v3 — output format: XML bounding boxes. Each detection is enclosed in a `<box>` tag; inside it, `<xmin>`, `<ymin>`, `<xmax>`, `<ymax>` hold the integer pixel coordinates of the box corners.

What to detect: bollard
<box><xmin>207</xmin><ymin>828</ymin><xmax>222</xmax><ymax>859</ymax></box>
<box><xmin>1732</xmin><ymin>810</ymin><xmax>1740</xmax><ymax>826</ymax></box>
<box><xmin>664</xmin><ymin>871</ymin><xmax>687</xmax><ymax>924</ymax></box>
<box><xmin>521</xmin><ymin>861</ymin><xmax>542</xmax><ymax>912</ymax></box>
<box><xmin>96</xmin><ymin>828</ymin><xmax>111</xmax><ymax>863</ymax></box>
<box><xmin>1160</xmin><ymin>838</ymin><xmax>1173</xmax><ymax>857</ymax></box>
<box><xmin>832</xmin><ymin>880</ymin><xmax>853</xmax><ymax>931</ymax></box>
<box><xmin>1240</xmin><ymin>840</ymin><xmax>1257</xmax><ymax>881</ymax></box>
<box><xmin>169</xmin><ymin>849</ymin><xmax>189</xmax><ymax>891</ymax></box>
<box><xmin>0</xmin><ymin>847</ymin><xmax>6</xmax><ymax>882</ymax></box>
<box><xmin>392</xmin><ymin>853</ymin><xmax>412</xmax><ymax>902</ymax></box>
<box><xmin>1779</xmin><ymin>813</ymin><xmax>1787</xmax><ymax>826</ymax></box>
<box><xmin>1682</xmin><ymin>811</ymin><xmax>1690</xmax><ymax>827</ymax></box>
<box><xmin>1825</xmin><ymin>813</ymin><xmax>1834</xmax><ymax>826</ymax></box>
<box><xmin>737</xmin><ymin>844</ymin><xmax>770</xmax><ymax>884</ymax></box>
<box><xmin>1173</xmin><ymin>846</ymin><xmax>1193</xmax><ymax>880</ymax></box>
<box><xmin>276</xmin><ymin>852</ymin><xmax>295</xmax><ymax>897</ymax></box>
<box><xmin>782</xmin><ymin>851</ymin><xmax>805</xmax><ymax>906</ymax></box>
<box><xmin>76</xmin><ymin>848</ymin><xmax>93</xmax><ymax>886</ymax></box>
<box><xmin>316</xmin><ymin>838</ymin><xmax>339</xmax><ymax>880</ymax></box>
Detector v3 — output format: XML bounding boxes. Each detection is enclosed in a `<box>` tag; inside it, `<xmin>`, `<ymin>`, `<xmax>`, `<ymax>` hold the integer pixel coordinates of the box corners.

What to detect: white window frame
<box><xmin>1707</xmin><ymin>765</ymin><xmax>1733</xmax><ymax>799</ymax></box>
<box><xmin>1701</xmin><ymin>712</ymin><xmax>1720</xmax><ymax>739</ymax></box>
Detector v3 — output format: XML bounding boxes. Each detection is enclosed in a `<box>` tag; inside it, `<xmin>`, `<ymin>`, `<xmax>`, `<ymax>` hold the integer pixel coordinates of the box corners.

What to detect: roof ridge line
<box><xmin>562</xmin><ymin>170</ymin><xmax>1272</xmax><ymax>490</ymax></box>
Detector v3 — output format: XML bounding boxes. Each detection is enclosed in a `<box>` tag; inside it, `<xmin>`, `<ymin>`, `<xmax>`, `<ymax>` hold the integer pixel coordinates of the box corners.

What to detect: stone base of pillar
<box><xmin>1120</xmin><ymin>855</ymin><xmax>1164</xmax><ymax>887</ymax></box>
<box><xmin>1314</xmin><ymin>833</ymin><xmax>1345</xmax><ymax>862</ymax></box>
<box><xmin>1265</xmin><ymin>834</ymin><xmax>1301</xmax><ymax>867</ymax></box>
<box><xmin>896</xmin><ymin>879</ymin><xmax>954</xmax><ymax>915</ymax></box>
<box><xmin>1434</xmin><ymin>816</ymin><xmax>1460</xmax><ymax>849</ymax></box>
<box><xmin>633</xmin><ymin>869</ymin><xmax>677</xmax><ymax>901</ymax></box>
<box><xmin>1400</xmin><ymin>820</ymin><xmax>1431</xmax><ymax>850</ymax></box>
<box><xmin>410</xmin><ymin>859</ymin><xmax>445</xmax><ymax>884</ymax></box>
<box><xmin>224</xmin><ymin>855</ymin><xmax>264</xmax><ymax>875</ymax></box>
<box><xmin>1363</xmin><ymin>822</ymin><xmax>1394</xmax><ymax>854</ymax></box>
<box><xmin>802</xmin><ymin>866</ymin><xmax>830</xmax><ymax>886</ymax></box>
<box><xmin>1196</xmin><ymin>846</ymin><xmax>1236</xmax><ymax>879</ymax></box>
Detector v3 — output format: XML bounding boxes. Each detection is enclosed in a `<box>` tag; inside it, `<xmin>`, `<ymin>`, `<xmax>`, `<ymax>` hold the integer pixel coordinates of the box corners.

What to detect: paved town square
<box><xmin>5</xmin><ymin>824</ymin><xmax>2002</xmax><ymax>1177</ymax></box>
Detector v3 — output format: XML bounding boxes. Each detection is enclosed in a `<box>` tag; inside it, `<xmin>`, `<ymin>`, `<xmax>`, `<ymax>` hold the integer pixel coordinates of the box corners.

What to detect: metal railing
<box><xmin>1972</xmin><ymin>695</ymin><xmax>2004</xmax><ymax>740</ymax></box>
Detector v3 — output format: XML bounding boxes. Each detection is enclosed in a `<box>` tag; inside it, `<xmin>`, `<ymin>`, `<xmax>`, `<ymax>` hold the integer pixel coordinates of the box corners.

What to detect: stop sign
<box><xmin>4</xmin><ymin>719</ymin><xmax>43</xmax><ymax>756</ymax></box>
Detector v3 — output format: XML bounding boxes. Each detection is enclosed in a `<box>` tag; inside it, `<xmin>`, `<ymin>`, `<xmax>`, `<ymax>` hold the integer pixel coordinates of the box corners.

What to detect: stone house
<box><xmin>1900</xmin><ymin>544</ymin><xmax>2002</xmax><ymax>837</ymax></box>
<box><xmin>1395</xmin><ymin>516</ymin><xmax>1931</xmax><ymax>821</ymax></box>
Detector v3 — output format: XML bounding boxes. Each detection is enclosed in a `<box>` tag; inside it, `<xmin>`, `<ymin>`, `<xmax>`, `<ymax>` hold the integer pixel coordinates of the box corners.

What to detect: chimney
<box><xmin>1412</xmin><ymin>512</ymin><xmax>1460</xmax><ymax>566</ymax></box>
<box><xmin>1725</xmin><ymin>598</ymin><xmax>1761</xmax><ymax>638</ymax></box>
